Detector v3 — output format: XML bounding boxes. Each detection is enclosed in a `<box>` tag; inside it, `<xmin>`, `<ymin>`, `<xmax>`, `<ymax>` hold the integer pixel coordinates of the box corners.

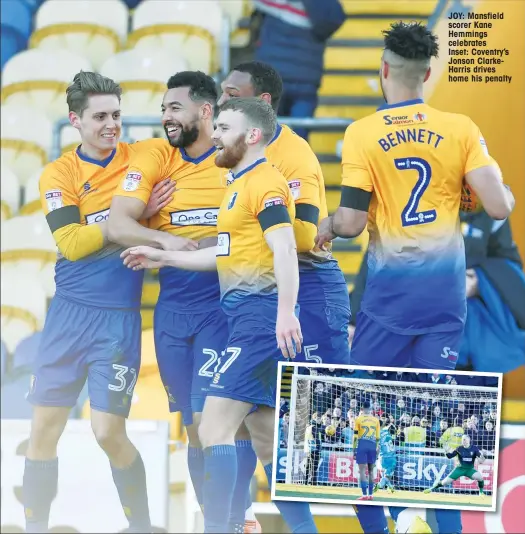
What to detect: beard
<box><xmin>215</xmin><ymin>134</ymin><xmax>248</xmax><ymax>169</ymax></box>
<box><xmin>164</xmin><ymin>121</ymin><xmax>199</xmax><ymax>148</ymax></box>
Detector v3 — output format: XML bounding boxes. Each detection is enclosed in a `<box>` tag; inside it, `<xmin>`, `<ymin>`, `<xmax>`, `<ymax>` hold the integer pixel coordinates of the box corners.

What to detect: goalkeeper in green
<box><xmin>425</xmin><ymin>434</ymin><xmax>486</xmax><ymax>495</ymax></box>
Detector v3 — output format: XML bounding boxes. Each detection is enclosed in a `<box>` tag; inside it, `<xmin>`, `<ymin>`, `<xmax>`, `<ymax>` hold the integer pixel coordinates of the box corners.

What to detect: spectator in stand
<box><xmin>279</xmin><ymin>397</ymin><xmax>290</xmax><ymax>418</ymax></box>
<box><xmin>432</xmin><ymin>419</ymin><xmax>449</xmax><ymax>448</ymax></box>
<box><xmin>279</xmin><ymin>413</ymin><xmax>290</xmax><ymax>447</ymax></box>
<box><xmin>252</xmin><ymin>0</ymin><xmax>345</xmax><ymax>140</ymax></box>
<box><xmin>431</xmin><ymin>404</ymin><xmax>445</xmax><ymax>433</ymax></box>
<box><xmin>481</xmin><ymin>420</ymin><xmax>496</xmax><ymax>453</ymax></box>
<box><xmin>466</xmin><ymin>416</ymin><xmax>481</xmax><ymax>446</ymax></box>
<box><xmin>404</xmin><ymin>416</ymin><xmax>427</xmax><ymax>447</ymax></box>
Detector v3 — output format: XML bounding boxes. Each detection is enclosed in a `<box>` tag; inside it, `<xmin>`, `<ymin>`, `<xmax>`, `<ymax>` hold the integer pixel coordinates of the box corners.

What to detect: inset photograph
<box><xmin>272</xmin><ymin>363</ymin><xmax>502</xmax><ymax>512</ymax></box>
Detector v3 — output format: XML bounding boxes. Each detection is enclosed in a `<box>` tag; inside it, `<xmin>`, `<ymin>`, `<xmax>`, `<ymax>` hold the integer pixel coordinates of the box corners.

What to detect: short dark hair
<box><xmin>232</xmin><ymin>61</ymin><xmax>283</xmax><ymax>111</ymax></box>
<box><xmin>166</xmin><ymin>71</ymin><xmax>218</xmax><ymax>104</ymax></box>
<box><xmin>383</xmin><ymin>21</ymin><xmax>439</xmax><ymax>61</ymax></box>
<box><xmin>219</xmin><ymin>97</ymin><xmax>276</xmax><ymax>144</ymax></box>
<box><xmin>67</xmin><ymin>71</ymin><xmax>122</xmax><ymax>116</ymax></box>
<box><xmin>362</xmin><ymin>400</ymin><xmax>371</xmax><ymax>410</ymax></box>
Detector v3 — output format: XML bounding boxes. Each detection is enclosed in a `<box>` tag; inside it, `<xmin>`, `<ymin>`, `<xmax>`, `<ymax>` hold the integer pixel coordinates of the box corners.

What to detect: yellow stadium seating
<box><xmin>1</xmin><ymin>104</ymin><xmax>51</xmax><ymax>185</ymax></box>
<box><xmin>1</xmin><ymin>213</ymin><xmax>57</xmax><ymax>299</ymax></box>
<box><xmin>128</xmin><ymin>0</ymin><xmax>224</xmax><ymax>73</ymax></box>
<box><xmin>30</xmin><ymin>0</ymin><xmax>129</xmax><ymax>70</ymax></box>
<box><xmin>341</xmin><ymin>0</ymin><xmax>435</xmax><ymax>16</ymax></box>
<box><xmin>1</xmin><ymin>49</ymin><xmax>92</xmax><ymax>122</ymax></box>
<box><xmin>0</xmin><ymin>166</ymin><xmax>20</xmax><ymax>220</ymax></box>
<box><xmin>324</xmin><ymin>46</ymin><xmax>383</xmax><ymax>71</ymax></box>
<box><xmin>315</xmin><ymin>104</ymin><xmax>378</xmax><ymax>120</ymax></box>
<box><xmin>319</xmin><ymin>73</ymin><xmax>380</xmax><ymax>97</ymax></box>
<box><xmin>100</xmin><ymin>49</ymin><xmax>188</xmax><ymax>116</ymax></box>
<box><xmin>60</xmin><ymin>125</ymin><xmax>81</xmax><ymax>156</ymax></box>
<box><xmin>1</xmin><ymin>267</ymin><xmax>47</xmax><ymax>353</ymax></box>
<box><xmin>20</xmin><ymin>169</ymin><xmax>43</xmax><ymax>216</ymax></box>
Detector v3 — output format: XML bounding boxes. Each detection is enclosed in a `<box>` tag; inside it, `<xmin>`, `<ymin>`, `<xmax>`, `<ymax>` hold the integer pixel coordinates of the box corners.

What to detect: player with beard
<box><xmin>108</xmin><ymin>71</ymin><xmax>263</xmax><ymax>532</ymax></box>
<box><xmin>119</xmin><ymin>97</ymin><xmax>318</xmax><ymax>534</ymax></box>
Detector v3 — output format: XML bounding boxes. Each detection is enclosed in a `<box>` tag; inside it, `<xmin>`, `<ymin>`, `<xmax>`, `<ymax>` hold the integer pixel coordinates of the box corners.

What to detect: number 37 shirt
<box><xmin>341</xmin><ymin>99</ymin><xmax>492</xmax><ymax>334</ymax></box>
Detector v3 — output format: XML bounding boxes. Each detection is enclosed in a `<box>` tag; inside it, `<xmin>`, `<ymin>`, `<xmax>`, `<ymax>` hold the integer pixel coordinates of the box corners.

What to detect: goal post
<box><xmin>282</xmin><ymin>373</ymin><xmax>499</xmax><ymax>496</ymax></box>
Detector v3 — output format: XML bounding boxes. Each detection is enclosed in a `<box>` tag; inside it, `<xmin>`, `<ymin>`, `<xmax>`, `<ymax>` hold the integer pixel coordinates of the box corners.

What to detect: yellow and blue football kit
<box><xmin>115</xmin><ymin>143</ymin><xmax>227</xmax><ymax>424</ymax></box>
<box><xmin>343</xmin><ymin>98</ymin><xmax>493</xmax><ymax>369</ymax></box>
<box><xmin>29</xmin><ymin>141</ymin><xmax>160</xmax><ymax>416</ymax></box>
<box><xmin>266</xmin><ymin>124</ymin><xmax>350</xmax><ymax>365</ymax></box>
<box><xmin>211</xmin><ymin>158</ymin><xmax>295</xmax><ymax>406</ymax></box>
<box><xmin>354</xmin><ymin>414</ymin><xmax>380</xmax><ymax>464</ymax></box>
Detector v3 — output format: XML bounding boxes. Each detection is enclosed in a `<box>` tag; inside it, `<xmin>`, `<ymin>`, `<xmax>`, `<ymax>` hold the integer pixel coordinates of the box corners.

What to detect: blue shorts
<box><xmin>27</xmin><ymin>296</ymin><xmax>141</xmax><ymax>417</ymax></box>
<box><xmin>154</xmin><ymin>305</ymin><xmax>228</xmax><ymax>426</ymax></box>
<box><xmin>296</xmin><ymin>268</ymin><xmax>351</xmax><ymax>365</ymax></box>
<box><xmin>350</xmin><ymin>312</ymin><xmax>462</xmax><ymax>370</ymax></box>
<box><xmin>381</xmin><ymin>457</ymin><xmax>396</xmax><ymax>477</ymax></box>
<box><xmin>207</xmin><ymin>303</ymin><xmax>284</xmax><ymax>408</ymax></box>
<box><xmin>356</xmin><ymin>441</ymin><xmax>377</xmax><ymax>465</ymax></box>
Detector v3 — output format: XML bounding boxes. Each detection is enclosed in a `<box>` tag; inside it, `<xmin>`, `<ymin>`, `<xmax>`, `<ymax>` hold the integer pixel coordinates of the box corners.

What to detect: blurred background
<box><xmin>1</xmin><ymin>0</ymin><xmax>524</xmax><ymax>532</ymax></box>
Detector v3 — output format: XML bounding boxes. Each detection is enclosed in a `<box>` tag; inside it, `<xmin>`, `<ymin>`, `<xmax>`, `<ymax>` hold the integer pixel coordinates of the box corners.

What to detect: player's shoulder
<box><xmin>40</xmin><ymin>150</ymin><xmax>77</xmax><ymax>182</ymax></box>
<box><xmin>424</xmin><ymin>106</ymin><xmax>480</xmax><ymax>132</ymax></box>
<box><xmin>125</xmin><ymin>137</ymin><xmax>171</xmax><ymax>156</ymax></box>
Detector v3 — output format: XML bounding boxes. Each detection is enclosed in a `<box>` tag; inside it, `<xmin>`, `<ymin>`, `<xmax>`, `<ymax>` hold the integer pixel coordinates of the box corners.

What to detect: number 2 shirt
<box><xmin>341</xmin><ymin>98</ymin><xmax>492</xmax><ymax>334</ymax></box>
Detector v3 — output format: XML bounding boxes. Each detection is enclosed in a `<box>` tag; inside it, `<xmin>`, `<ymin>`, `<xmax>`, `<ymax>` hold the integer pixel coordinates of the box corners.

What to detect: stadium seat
<box><xmin>20</xmin><ymin>168</ymin><xmax>43</xmax><ymax>216</ymax></box>
<box><xmin>0</xmin><ymin>0</ymin><xmax>33</xmax><ymax>69</ymax></box>
<box><xmin>1</xmin><ymin>339</ymin><xmax>7</xmax><ymax>383</ymax></box>
<box><xmin>0</xmin><ymin>272</ymin><xmax>47</xmax><ymax>354</ymax></box>
<box><xmin>60</xmin><ymin>125</ymin><xmax>81</xmax><ymax>155</ymax></box>
<box><xmin>100</xmin><ymin>49</ymin><xmax>188</xmax><ymax>116</ymax></box>
<box><xmin>31</xmin><ymin>0</ymin><xmax>129</xmax><ymax>70</ymax></box>
<box><xmin>0</xmin><ymin>166</ymin><xmax>21</xmax><ymax>220</ymax></box>
<box><xmin>128</xmin><ymin>0</ymin><xmax>224</xmax><ymax>73</ymax></box>
<box><xmin>0</xmin><ymin>104</ymin><xmax>51</xmax><ymax>185</ymax></box>
<box><xmin>1</xmin><ymin>213</ymin><xmax>57</xmax><ymax>299</ymax></box>
<box><xmin>1</xmin><ymin>49</ymin><xmax>92</xmax><ymax>122</ymax></box>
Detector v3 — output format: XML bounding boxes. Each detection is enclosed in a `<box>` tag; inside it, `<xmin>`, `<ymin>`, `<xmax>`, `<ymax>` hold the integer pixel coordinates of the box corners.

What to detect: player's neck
<box><xmin>78</xmin><ymin>142</ymin><xmax>114</xmax><ymax>162</ymax></box>
<box><xmin>386</xmin><ymin>87</ymin><xmax>424</xmax><ymax>106</ymax></box>
<box><xmin>231</xmin><ymin>147</ymin><xmax>266</xmax><ymax>176</ymax></box>
<box><xmin>183</xmin><ymin>128</ymin><xmax>215</xmax><ymax>159</ymax></box>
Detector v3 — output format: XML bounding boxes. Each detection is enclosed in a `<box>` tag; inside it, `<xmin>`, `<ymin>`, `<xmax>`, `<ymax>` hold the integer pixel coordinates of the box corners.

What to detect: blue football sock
<box><xmin>23</xmin><ymin>457</ymin><xmax>58</xmax><ymax>533</ymax></box>
<box><xmin>188</xmin><ymin>447</ymin><xmax>205</xmax><ymax>509</ymax></box>
<box><xmin>360</xmin><ymin>482</ymin><xmax>368</xmax><ymax>496</ymax></box>
<box><xmin>264</xmin><ymin>463</ymin><xmax>318</xmax><ymax>533</ymax></box>
<box><xmin>229</xmin><ymin>440</ymin><xmax>257</xmax><ymax>529</ymax></box>
<box><xmin>368</xmin><ymin>483</ymin><xmax>374</xmax><ymax>496</ymax></box>
<box><xmin>111</xmin><ymin>453</ymin><xmax>151</xmax><ymax>533</ymax></box>
<box><xmin>203</xmin><ymin>445</ymin><xmax>237</xmax><ymax>533</ymax></box>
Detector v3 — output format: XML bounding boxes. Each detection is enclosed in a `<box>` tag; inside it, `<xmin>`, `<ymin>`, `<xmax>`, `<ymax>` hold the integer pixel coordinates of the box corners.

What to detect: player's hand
<box><xmin>348</xmin><ymin>324</ymin><xmax>356</xmax><ymax>346</ymax></box>
<box><xmin>466</xmin><ymin>268</ymin><xmax>479</xmax><ymax>298</ymax></box>
<box><xmin>142</xmin><ymin>178</ymin><xmax>176</xmax><ymax>219</ymax></box>
<box><xmin>159</xmin><ymin>232</ymin><xmax>199</xmax><ymax>252</ymax></box>
<box><xmin>315</xmin><ymin>216</ymin><xmax>336</xmax><ymax>251</ymax></box>
<box><xmin>276</xmin><ymin>312</ymin><xmax>302</xmax><ymax>359</ymax></box>
<box><xmin>121</xmin><ymin>246</ymin><xmax>166</xmax><ymax>270</ymax></box>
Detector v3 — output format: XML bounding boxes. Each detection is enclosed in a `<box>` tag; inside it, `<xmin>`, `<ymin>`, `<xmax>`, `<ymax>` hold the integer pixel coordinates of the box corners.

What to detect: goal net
<box><xmin>279</xmin><ymin>370</ymin><xmax>499</xmax><ymax>503</ymax></box>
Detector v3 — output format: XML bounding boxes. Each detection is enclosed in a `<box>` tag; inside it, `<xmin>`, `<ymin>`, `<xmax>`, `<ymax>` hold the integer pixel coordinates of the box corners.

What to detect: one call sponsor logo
<box><xmin>85</xmin><ymin>208</ymin><xmax>110</xmax><ymax>225</ymax></box>
<box><xmin>170</xmin><ymin>208</ymin><xmax>218</xmax><ymax>226</ymax></box>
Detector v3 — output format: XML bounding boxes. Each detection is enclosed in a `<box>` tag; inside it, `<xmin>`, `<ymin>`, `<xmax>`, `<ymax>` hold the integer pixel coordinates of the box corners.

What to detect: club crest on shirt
<box><xmin>228</xmin><ymin>192</ymin><xmax>238</xmax><ymax>210</ymax></box>
<box><xmin>123</xmin><ymin>172</ymin><xmax>142</xmax><ymax>192</ymax></box>
<box><xmin>45</xmin><ymin>190</ymin><xmax>63</xmax><ymax>211</ymax></box>
<box><xmin>288</xmin><ymin>180</ymin><xmax>301</xmax><ymax>200</ymax></box>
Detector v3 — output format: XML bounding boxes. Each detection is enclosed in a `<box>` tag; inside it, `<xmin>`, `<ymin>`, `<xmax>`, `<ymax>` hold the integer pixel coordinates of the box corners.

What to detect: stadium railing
<box><xmin>50</xmin><ymin>116</ymin><xmax>353</xmax><ymax>161</ymax></box>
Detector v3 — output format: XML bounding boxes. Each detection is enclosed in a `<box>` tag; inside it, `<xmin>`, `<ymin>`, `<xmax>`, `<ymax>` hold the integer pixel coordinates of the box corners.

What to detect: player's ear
<box><xmin>201</xmin><ymin>102</ymin><xmax>214</xmax><ymax>121</ymax></box>
<box><xmin>382</xmin><ymin>62</ymin><xmax>390</xmax><ymax>79</ymax></box>
<box><xmin>69</xmin><ymin>111</ymin><xmax>81</xmax><ymax>130</ymax></box>
<box><xmin>247</xmin><ymin>127</ymin><xmax>262</xmax><ymax>146</ymax></box>
<box><xmin>260</xmin><ymin>92</ymin><xmax>272</xmax><ymax>107</ymax></box>
<box><xmin>424</xmin><ymin>67</ymin><xmax>431</xmax><ymax>82</ymax></box>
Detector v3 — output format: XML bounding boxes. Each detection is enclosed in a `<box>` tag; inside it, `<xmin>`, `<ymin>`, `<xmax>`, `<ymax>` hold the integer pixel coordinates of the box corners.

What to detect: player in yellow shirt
<box><xmin>218</xmin><ymin>61</ymin><xmax>351</xmax><ymax>367</ymax></box>
<box><xmin>23</xmin><ymin>71</ymin><xmax>186</xmax><ymax>533</ymax></box>
<box><xmin>353</xmin><ymin>401</ymin><xmax>380</xmax><ymax>501</ymax></box>
<box><xmin>121</xmin><ymin>97</ymin><xmax>317</xmax><ymax>534</ymax></box>
<box><xmin>316</xmin><ymin>22</ymin><xmax>514</xmax><ymax>371</ymax></box>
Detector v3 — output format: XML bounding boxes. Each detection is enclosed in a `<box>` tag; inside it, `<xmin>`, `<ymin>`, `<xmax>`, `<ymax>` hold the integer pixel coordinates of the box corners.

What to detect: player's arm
<box><xmin>315</xmin><ymin>125</ymin><xmax>370</xmax><ymax>248</ymax></box>
<box><xmin>40</xmin><ymin>164</ymin><xmax>108</xmax><ymax>261</ymax></box>
<box><xmin>264</xmin><ymin>219</ymin><xmax>301</xmax><ymax>358</ymax></box>
<box><xmin>445</xmin><ymin>448</ymin><xmax>459</xmax><ymax>459</ymax></box>
<box><xmin>122</xmin><ymin>245</ymin><xmax>218</xmax><ymax>271</ymax></box>
<box><xmin>108</xmin><ymin>147</ymin><xmax>196</xmax><ymax>251</ymax></box>
<box><xmin>476</xmin><ymin>448</ymin><xmax>485</xmax><ymax>464</ymax></box>
<box><xmin>289</xmin><ymin>156</ymin><xmax>322</xmax><ymax>252</ymax></box>
<box><xmin>463</xmin><ymin>124</ymin><xmax>514</xmax><ymax>220</ymax></box>
<box><xmin>353</xmin><ymin>418</ymin><xmax>360</xmax><ymax>450</ymax></box>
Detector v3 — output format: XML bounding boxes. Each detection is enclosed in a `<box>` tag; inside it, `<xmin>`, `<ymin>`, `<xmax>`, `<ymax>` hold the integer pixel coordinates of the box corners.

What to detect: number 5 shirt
<box><xmin>340</xmin><ymin>98</ymin><xmax>492</xmax><ymax>334</ymax></box>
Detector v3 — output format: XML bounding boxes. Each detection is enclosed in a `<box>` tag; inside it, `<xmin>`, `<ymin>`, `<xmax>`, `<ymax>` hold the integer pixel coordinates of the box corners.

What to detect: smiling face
<box><xmin>212</xmin><ymin>108</ymin><xmax>250</xmax><ymax>169</ymax></box>
<box><xmin>69</xmin><ymin>94</ymin><xmax>121</xmax><ymax>152</ymax></box>
<box><xmin>161</xmin><ymin>86</ymin><xmax>202</xmax><ymax>148</ymax></box>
